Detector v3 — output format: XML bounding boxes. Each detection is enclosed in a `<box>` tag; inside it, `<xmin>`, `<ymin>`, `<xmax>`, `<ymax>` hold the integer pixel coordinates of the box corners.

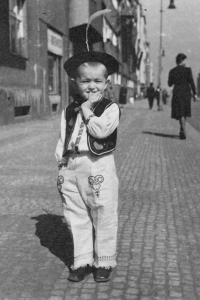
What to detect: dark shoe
<box><xmin>93</xmin><ymin>267</ymin><xmax>112</xmax><ymax>282</ymax></box>
<box><xmin>68</xmin><ymin>266</ymin><xmax>88</xmax><ymax>282</ymax></box>
<box><xmin>179</xmin><ymin>131</ymin><xmax>186</xmax><ymax>140</ymax></box>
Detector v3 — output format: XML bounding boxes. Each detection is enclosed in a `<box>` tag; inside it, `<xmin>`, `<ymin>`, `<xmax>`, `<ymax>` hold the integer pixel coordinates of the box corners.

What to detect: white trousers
<box><xmin>57</xmin><ymin>152</ymin><xmax>118</xmax><ymax>269</ymax></box>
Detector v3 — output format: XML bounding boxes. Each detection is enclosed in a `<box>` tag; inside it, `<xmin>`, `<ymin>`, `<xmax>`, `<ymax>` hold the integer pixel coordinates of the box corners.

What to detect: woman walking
<box><xmin>168</xmin><ymin>53</ymin><xmax>197</xmax><ymax>139</ymax></box>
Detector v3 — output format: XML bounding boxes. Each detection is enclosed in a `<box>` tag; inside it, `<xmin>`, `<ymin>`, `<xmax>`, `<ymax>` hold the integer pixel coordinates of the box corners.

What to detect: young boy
<box><xmin>55</xmin><ymin>51</ymin><xmax>120</xmax><ymax>282</ymax></box>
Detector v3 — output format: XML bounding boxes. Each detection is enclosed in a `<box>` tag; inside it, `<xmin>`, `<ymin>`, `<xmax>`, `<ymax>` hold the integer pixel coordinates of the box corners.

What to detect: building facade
<box><xmin>135</xmin><ymin>1</ymin><xmax>150</xmax><ymax>98</ymax></box>
<box><xmin>0</xmin><ymin>0</ymin><xmax>151</xmax><ymax>125</ymax></box>
<box><xmin>0</xmin><ymin>0</ymin><xmax>69</xmax><ymax>125</ymax></box>
<box><xmin>102</xmin><ymin>0</ymin><xmax>138</xmax><ymax>102</ymax></box>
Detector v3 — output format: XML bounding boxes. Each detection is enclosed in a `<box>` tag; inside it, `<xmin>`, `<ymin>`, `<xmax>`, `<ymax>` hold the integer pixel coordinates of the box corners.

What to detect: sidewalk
<box><xmin>116</xmin><ymin>100</ymin><xmax>200</xmax><ymax>300</ymax></box>
<box><xmin>1</xmin><ymin>100</ymin><xmax>200</xmax><ymax>300</ymax></box>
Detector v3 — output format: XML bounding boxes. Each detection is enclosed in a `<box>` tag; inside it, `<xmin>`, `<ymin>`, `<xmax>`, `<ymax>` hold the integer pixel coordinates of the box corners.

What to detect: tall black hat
<box><xmin>64</xmin><ymin>51</ymin><xmax>119</xmax><ymax>78</ymax></box>
<box><xmin>63</xmin><ymin>9</ymin><xmax>119</xmax><ymax>78</ymax></box>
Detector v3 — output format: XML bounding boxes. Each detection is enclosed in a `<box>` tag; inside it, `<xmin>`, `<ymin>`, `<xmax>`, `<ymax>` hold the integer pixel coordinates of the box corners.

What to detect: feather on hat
<box><xmin>64</xmin><ymin>9</ymin><xmax>119</xmax><ymax>77</ymax></box>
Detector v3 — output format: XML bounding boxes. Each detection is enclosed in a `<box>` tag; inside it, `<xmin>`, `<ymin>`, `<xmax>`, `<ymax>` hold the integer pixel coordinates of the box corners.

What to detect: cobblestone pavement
<box><xmin>1</xmin><ymin>100</ymin><xmax>200</xmax><ymax>300</ymax></box>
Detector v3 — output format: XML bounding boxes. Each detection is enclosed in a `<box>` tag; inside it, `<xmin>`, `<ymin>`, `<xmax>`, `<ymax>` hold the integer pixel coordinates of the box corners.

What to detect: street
<box><xmin>1</xmin><ymin>100</ymin><xmax>200</xmax><ymax>300</ymax></box>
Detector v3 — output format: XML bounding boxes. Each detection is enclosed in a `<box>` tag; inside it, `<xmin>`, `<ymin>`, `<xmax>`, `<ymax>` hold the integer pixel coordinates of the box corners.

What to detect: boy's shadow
<box><xmin>31</xmin><ymin>213</ymin><xmax>73</xmax><ymax>268</ymax></box>
<box><xmin>143</xmin><ymin>131</ymin><xmax>179</xmax><ymax>139</ymax></box>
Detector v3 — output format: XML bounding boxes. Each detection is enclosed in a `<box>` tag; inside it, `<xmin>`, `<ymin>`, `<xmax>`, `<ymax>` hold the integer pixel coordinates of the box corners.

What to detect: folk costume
<box><xmin>55</xmin><ymin>51</ymin><xmax>120</xmax><ymax>273</ymax></box>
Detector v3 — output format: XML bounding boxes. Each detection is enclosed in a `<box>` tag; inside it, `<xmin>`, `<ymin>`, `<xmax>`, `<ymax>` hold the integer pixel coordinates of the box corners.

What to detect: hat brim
<box><xmin>64</xmin><ymin>51</ymin><xmax>119</xmax><ymax>77</ymax></box>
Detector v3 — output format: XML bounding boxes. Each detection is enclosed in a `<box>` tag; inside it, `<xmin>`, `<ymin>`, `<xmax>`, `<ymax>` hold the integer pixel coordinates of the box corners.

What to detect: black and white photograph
<box><xmin>1</xmin><ymin>0</ymin><xmax>200</xmax><ymax>299</ymax></box>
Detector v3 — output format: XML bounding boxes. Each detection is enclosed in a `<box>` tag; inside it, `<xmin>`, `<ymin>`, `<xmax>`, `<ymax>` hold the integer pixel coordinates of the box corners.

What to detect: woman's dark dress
<box><xmin>168</xmin><ymin>65</ymin><xmax>196</xmax><ymax>120</ymax></box>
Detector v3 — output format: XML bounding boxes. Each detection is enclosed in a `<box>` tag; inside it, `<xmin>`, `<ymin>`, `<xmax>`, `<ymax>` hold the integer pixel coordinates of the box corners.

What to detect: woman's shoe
<box><xmin>179</xmin><ymin>131</ymin><xmax>186</xmax><ymax>140</ymax></box>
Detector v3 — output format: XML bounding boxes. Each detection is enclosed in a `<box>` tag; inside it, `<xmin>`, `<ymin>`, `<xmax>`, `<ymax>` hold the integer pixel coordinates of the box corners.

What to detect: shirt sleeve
<box><xmin>188</xmin><ymin>68</ymin><xmax>196</xmax><ymax>95</ymax></box>
<box><xmin>168</xmin><ymin>70</ymin><xmax>174</xmax><ymax>87</ymax></box>
<box><xmin>86</xmin><ymin>103</ymin><xmax>120</xmax><ymax>139</ymax></box>
<box><xmin>55</xmin><ymin>110</ymin><xmax>66</xmax><ymax>162</ymax></box>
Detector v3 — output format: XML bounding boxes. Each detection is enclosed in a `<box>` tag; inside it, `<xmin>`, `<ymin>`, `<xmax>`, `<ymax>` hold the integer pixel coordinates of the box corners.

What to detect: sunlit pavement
<box><xmin>1</xmin><ymin>100</ymin><xmax>200</xmax><ymax>300</ymax></box>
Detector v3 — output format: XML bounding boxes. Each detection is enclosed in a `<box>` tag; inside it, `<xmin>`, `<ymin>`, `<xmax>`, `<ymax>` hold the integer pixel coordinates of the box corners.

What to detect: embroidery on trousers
<box><xmin>88</xmin><ymin>175</ymin><xmax>104</xmax><ymax>197</ymax></box>
<box><xmin>57</xmin><ymin>175</ymin><xmax>64</xmax><ymax>192</ymax></box>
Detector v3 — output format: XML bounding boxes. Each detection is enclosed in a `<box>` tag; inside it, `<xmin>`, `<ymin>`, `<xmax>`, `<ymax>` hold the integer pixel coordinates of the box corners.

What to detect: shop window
<box><xmin>15</xmin><ymin>105</ymin><xmax>30</xmax><ymax>117</ymax></box>
<box><xmin>9</xmin><ymin>0</ymin><xmax>27</xmax><ymax>57</ymax></box>
<box><xmin>112</xmin><ymin>0</ymin><xmax>118</xmax><ymax>10</ymax></box>
<box><xmin>52</xmin><ymin>104</ymin><xmax>58</xmax><ymax>112</ymax></box>
<box><xmin>48</xmin><ymin>53</ymin><xmax>61</xmax><ymax>95</ymax></box>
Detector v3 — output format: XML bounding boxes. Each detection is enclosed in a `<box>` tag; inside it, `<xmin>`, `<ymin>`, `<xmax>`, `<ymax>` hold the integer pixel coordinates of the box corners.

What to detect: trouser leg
<box><xmin>92</xmin><ymin>181</ymin><xmax>118</xmax><ymax>268</ymax></box>
<box><xmin>148</xmin><ymin>98</ymin><xmax>151</xmax><ymax>109</ymax></box>
<box><xmin>149</xmin><ymin>97</ymin><xmax>153</xmax><ymax>109</ymax></box>
<box><xmin>77</xmin><ymin>153</ymin><xmax>118</xmax><ymax>268</ymax></box>
<box><xmin>151</xmin><ymin>98</ymin><xmax>154</xmax><ymax>108</ymax></box>
<box><xmin>58</xmin><ymin>162</ymin><xmax>94</xmax><ymax>269</ymax></box>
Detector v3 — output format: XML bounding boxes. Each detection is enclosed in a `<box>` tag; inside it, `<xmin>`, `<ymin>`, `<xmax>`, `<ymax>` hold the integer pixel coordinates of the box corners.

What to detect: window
<box><xmin>9</xmin><ymin>0</ymin><xmax>27</xmax><ymax>57</ymax></box>
<box><xmin>103</xmin><ymin>18</ymin><xmax>118</xmax><ymax>47</ymax></box>
<box><xmin>15</xmin><ymin>105</ymin><xmax>30</xmax><ymax>117</ymax></box>
<box><xmin>114</xmin><ymin>73</ymin><xmax>121</xmax><ymax>85</ymax></box>
<box><xmin>48</xmin><ymin>53</ymin><xmax>61</xmax><ymax>94</ymax></box>
<box><xmin>112</xmin><ymin>0</ymin><xmax>118</xmax><ymax>10</ymax></box>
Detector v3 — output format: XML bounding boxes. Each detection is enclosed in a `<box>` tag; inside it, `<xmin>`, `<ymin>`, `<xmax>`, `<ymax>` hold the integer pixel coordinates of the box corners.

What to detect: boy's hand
<box><xmin>193</xmin><ymin>95</ymin><xmax>197</xmax><ymax>102</ymax></box>
<box><xmin>82</xmin><ymin>92</ymin><xmax>102</xmax><ymax>110</ymax></box>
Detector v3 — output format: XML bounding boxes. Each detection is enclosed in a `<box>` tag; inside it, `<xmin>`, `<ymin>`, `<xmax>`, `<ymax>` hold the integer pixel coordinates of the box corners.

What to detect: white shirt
<box><xmin>55</xmin><ymin>102</ymin><xmax>120</xmax><ymax>162</ymax></box>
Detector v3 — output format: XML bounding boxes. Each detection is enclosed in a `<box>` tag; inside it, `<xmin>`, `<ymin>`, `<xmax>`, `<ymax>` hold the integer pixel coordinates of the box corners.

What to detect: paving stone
<box><xmin>69</xmin><ymin>289</ymin><xmax>79</xmax><ymax>295</ymax></box>
<box><xmin>50</xmin><ymin>290</ymin><xmax>65</xmax><ymax>296</ymax></box>
<box><xmin>64</xmin><ymin>296</ymin><xmax>79</xmax><ymax>300</ymax></box>
<box><xmin>81</xmin><ymin>289</ymin><xmax>95</xmax><ymax>294</ymax></box>
<box><xmin>49</xmin><ymin>297</ymin><xmax>63</xmax><ymax>300</ymax></box>
<box><xmin>110</xmin><ymin>289</ymin><xmax>123</xmax><ymax>297</ymax></box>
<box><xmin>125</xmin><ymin>288</ymin><xmax>139</xmax><ymax>294</ymax></box>
<box><xmin>112</xmin><ymin>283</ymin><xmax>125</xmax><ymax>289</ymax></box>
<box><xmin>96</xmin><ymin>293</ymin><xmax>109</xmax><ymax>299</ymax></box>
<box><xmin>97</xmin><ymin>286</ymin><xmax>110</xmax><ymax>292</ymax></box>
<box><xmin>124</xmin><ymin>295</ymin><xmax>138</xmax><ymax>300</ymax></box>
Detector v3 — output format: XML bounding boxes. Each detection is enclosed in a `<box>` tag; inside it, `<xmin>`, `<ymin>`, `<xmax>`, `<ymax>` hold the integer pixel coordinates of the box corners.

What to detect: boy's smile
<box><xmin>75</xmin><ymin>63</ymin><xmax>108</xmax><ymax>101</ymax></box>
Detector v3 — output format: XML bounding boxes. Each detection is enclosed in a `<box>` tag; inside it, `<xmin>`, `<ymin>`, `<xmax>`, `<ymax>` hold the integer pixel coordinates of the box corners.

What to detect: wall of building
<box><xmin>69</xmin><ymin>0</ymin><xmax>89</xmax><ymax>28</ymax></box>
<box><xmin>0</xmin><ymin>0</ymin><xmax>69</xmax><ymax>125</ymax></box>
<box><xmin>0</xmin><ymin>0</ymin><xmax>150</xmax><ymax>124</ymax></box>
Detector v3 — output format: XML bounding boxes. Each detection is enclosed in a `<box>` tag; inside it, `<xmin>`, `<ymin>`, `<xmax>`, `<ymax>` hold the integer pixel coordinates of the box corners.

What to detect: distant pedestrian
<box><xmin>129</xmin><ymin>96</ymin><xmax>134</xmax><ymax>105</ymax></box>
<box><xmin>168</xmin><ymin>53</ymin><xmax>197</xmax><ymax>139</ymax></box>
<box><xmin>155</xmin><ymin>87</ymin><xmax>161</xmax><ymax>109</ymax></box>
<box><xmin>146</xmin><ymin>82</ymin><xmax>155</xmax><ymax>109</ymax></box>
<box><xmin>162</xmin><ymin>89</ymin><xmax>168</xmax><ymax>105</ymax></box>
<box><xmin>118</xmin><ymin>84</ymin><xmax>127</xmax><ymax>105</ymax></box>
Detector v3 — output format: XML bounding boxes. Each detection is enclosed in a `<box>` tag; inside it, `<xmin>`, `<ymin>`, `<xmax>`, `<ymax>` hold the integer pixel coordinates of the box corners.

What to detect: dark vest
<box><xmin>63</xmin><ymin>97</ymin><xmax>120</xmax><ymax>156</ymax></box>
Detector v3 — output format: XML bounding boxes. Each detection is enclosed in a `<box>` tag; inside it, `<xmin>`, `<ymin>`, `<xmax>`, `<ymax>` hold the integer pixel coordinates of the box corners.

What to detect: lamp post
<box><xmin>158</xmin><ymin>0</ymin><xmax>176</xmax><ymax>111</ymax></box>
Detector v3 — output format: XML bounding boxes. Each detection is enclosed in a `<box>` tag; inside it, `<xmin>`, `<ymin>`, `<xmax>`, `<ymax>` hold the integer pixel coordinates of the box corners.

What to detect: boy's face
<box><xmin>75</xmin><ymin>63</ymin><xmax>108</xmax><ymax>101</ymax></box>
